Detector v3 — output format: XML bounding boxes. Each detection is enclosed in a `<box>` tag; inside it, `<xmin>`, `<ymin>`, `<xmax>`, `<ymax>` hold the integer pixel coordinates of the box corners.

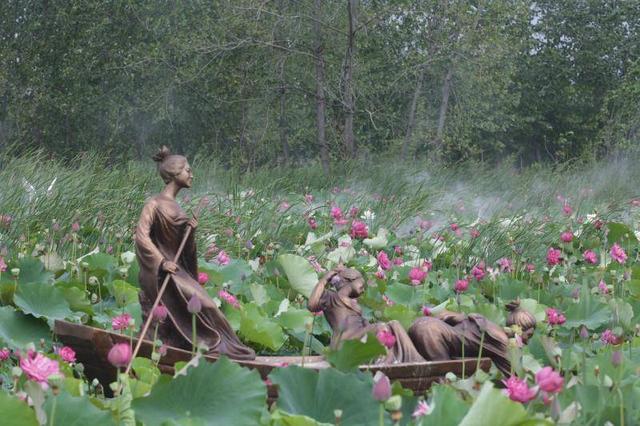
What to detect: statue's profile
<box><xmin>309</xmin><ymin>266</ymin><xmax>535</xmax><ymax>373</ymax></box>
<box><xmin>135</xmin><ymin>146</ymin><xmax>255</xmax><ymax>360</ymax></box>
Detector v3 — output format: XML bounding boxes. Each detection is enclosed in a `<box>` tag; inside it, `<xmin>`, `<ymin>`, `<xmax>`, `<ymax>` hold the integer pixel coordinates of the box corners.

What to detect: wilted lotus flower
<box><xmin>372</xmin><ymin>371</ymin><xmax>392</xmax><ymax>402</ymax></box>
<box><xmin>107</xmin><ymin>343</ymin><xmax>132</xmax><ymax>368</ymax></box>
<box><xmin>412</xmin><ymin>400</ymin><xmax>433</xmax><ymax>418</ymax></box>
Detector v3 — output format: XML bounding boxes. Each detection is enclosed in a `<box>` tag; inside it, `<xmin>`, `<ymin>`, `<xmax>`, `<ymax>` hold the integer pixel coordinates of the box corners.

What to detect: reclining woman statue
<box><xmin>135</xmin><ymin>146</ymin><xmax>255</xmax><ymax>360</ymax></box>
<box><xmin>308</xmin><ymin>266</ymin><xmax>535</xmax><ymax>374</ymax></box>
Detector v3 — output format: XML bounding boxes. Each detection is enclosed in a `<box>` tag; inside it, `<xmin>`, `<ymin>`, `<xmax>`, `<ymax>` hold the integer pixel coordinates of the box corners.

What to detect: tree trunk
<box><xmin>313</xmin><ymin>0</ymin><xmax>330</xmax><ymax>174</ymax></box>
<box><xmin>434</xmin><ymin>67</ymin><xmax>453</xmax><ymax>150</ymax></box>
<box><xmin>276</xmin><ymin>0</ymin><xmax>290</xmax><ymax>164</ymax></box>
<box><xmin>341</xmin><ymin>0</ymin><xmax>357</xmax><ymax>158</ymax></box>
<box><xmin>401</xmin><ymin>65</ymin><xmax>426</xmax><ymax>160</ymax></box>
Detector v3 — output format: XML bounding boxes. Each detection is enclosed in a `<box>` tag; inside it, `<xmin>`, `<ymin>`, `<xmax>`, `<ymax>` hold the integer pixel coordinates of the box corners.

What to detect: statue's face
<box><xmin>175</xmin><ymin>161</ymin><xmax>193</xmax><ymax>188</ymax></box>
<box><xmin>349</xmin><ymin>276</ymin><xmax>365</xmax><ymax>297</ymax></box>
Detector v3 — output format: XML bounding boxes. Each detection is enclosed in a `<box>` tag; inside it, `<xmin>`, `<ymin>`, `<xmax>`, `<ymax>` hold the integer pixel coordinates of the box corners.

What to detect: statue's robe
<box><xmin>409</xmin><ymin>311</ymin><xmax>511</xmax><ymax>374</ymax></box>
<box><xmin>315</xmin><ymin>291</ymin><xmax>425</xmax><ymax>363</ymax></box>
<box><xmin>135</xmin><ymin>194</ymin><xmax>255</xmax><ymax>360</ymax></box>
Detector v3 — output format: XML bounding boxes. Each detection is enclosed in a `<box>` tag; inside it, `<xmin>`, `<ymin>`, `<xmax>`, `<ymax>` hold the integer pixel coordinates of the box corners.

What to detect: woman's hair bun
<box><xmin>152</xmin><ymin>146</ymin><xmax>171</xmax><ymax>163</ymax></box>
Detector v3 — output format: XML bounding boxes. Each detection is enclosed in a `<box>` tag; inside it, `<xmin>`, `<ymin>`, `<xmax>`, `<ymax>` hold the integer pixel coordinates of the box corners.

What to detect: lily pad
<box><xmin>133</xmin><ymin>357</ymin><xmax>266</xmax><ymax>426</ymax></box>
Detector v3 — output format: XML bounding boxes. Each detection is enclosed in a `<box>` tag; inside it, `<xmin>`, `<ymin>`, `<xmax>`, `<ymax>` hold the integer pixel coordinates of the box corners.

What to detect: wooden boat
<box><xmin>54</xmin><ymin>320</ymin><xmax>492</xmax><ymax>401</ymax></box>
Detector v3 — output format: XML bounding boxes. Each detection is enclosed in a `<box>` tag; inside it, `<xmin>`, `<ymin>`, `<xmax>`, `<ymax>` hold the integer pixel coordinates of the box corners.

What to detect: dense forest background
<box><xmin>0</xmin><ymin>0</ymin><xmax>639</xmax><ymax>170</ymax></box>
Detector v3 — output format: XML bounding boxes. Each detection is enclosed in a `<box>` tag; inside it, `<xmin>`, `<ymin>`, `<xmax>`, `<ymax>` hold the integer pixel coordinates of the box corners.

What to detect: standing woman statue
<box><xmin>135</xmin><ymin>147</ymin><xmax>255</xmax><ymax>360</ymax></box>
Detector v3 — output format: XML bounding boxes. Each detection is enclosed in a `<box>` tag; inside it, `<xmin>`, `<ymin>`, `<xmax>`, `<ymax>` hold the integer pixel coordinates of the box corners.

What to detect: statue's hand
<box><xmin>187</xmin><ymin>218</ymin><xmax>198</xmax><ymax>230</ymax></box>
<box><xmin>162</xmin><ymin>260</ymin><xmax>179</xmax><ymax>274</ymax></box>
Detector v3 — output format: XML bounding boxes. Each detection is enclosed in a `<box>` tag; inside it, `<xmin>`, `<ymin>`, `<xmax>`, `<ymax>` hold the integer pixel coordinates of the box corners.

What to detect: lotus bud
<box><xmin>107</xmin><ymin>343</ymin><xmax>132</xmax><ymax>368</ymax></box>
<box><xmin>372</xmin><ymin>371</ymin><xmax>391</xmax><ymax>402</ymax></box>
<box><xmin>187</xmin><ymin>294</ymin><xmax>202</xmax><ymax>314</ymax></box>
<box><xmin>334</xmin><ymin>409</ymin><xmax>342</xmax><ymax>424</ymax></box>
<box><xmin>152</xmin><ymin>304</ymin><xmax>169</xmax><ymax>322</ymax></box>
<box><xmin>611</xmin><ymin>351</ymin><xmax>623</xmax><ymax>367</ymax></box>
<box><xmin>151</xmin><ymin>351</ymin><xmax>161</xmax><ymax>362</ymax></box>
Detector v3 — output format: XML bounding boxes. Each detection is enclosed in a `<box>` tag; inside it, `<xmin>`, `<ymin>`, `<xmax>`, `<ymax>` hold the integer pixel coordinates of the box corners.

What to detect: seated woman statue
<box><xmin>308</xmin><ymin>266</ymin><xmax>425</xmax><ymax>363</ymax></box>
<box><xmin>308</xmin><ymin>266</ymin><xmax>535</xmax><ymax>374</ymax></box>
<box><xmin>135</xmin><ymin>146</ymin><xmax>255</xmax><ymax>360</ymax></box>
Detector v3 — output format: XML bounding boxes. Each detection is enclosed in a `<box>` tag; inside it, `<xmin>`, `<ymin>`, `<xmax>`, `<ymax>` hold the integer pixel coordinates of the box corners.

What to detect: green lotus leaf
<box><xmin>108</xmin><ymin>279</ymin><xmax>139</xmax><ymax>307</ymax></box>
<box><xmin>0</xmin><ymin>306</ymin><xmax>51</xmax><ymax>347</ymax></box>
<box><xmin>44</xmin><ymin>391</ymin><xmax>115</xmax><ymax>426</ymax></box>
<box><xmin>278</xmin><ymin>254</ymin><xmax>318</xmax><ymax>298</ymax></box>
<box><xmin>363</xmin><ymin>227</ymin><xmax>389</xmax><ymax>250</ymax></box>
<box><xmin>240</xmin><ymin>303</ymin><xmax>286</xmax><ymax>351</ymax></box>
<box><xmin>269</xmin><ymin>366</ymin><xmax>380</xmax><ymax>425</ymax></box>
<box><xmin>325</xmin><ymin>333</ymin><xmax>385</xmax><ymax>371</ymax></box>
<box><xmin>133</xmin><ymin>357</ymin><xmax>266</xmax><ymax>426</ymax></box>
<box><xmin>14</xmin><ymin>282</ymin><xmax>73</xmax><ymax>320</ymax></box>
<box><xmin>0</xmin><ymin>390</ymin><xmax>38</xmax><ymax>426</ymax></box>
<box><xmin>459</xmin><ymin>382</ymin><xmax>530</xmax><ymax>426</ymax></box>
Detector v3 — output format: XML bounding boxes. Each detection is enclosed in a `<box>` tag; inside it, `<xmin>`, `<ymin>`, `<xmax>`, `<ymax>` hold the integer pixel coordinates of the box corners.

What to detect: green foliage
<box><xmin>325</xmin><ymin>334</ymin><xmax>386</xmax><ymax>371</ymax></box>
<box><xmin>133</xmin><ymin>357</ymin><xmax>266</xmax><ymax>426</ymax></box>
<box><xmin>278</xmin><ymin>254</ymin><xmax>318</xmax><ymax>298</ymax></box>
<box><xmin>44</xmin><ymin>392</ymin><xmax>115</xmax><ymax>426</ymax></box>
<box><xmin>0</xmin><ymin>391</ymin><xmax>38</xmax><ymax>426</ymax></box>
<box><xmin>269</xmin><ymin>366</ymin><xmax>380</xmax><ymax>425</ymax></box>
<box><xmin>0</xmin><ymin>306</ymin><xmax>51</xmax><ymax>348</ymax></box>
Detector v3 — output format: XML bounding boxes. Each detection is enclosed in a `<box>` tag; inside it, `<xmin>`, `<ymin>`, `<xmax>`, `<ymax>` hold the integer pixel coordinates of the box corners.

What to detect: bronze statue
<box><xmin>135</xmin><ymin>147</ymin><xmax>255</xmax><ymax>360</ymax></box>
<box><xmin>308</xmin><ymin>266</ymin><xmax>535</xmax><ymax>374</ymax></box>
<box><xmin>308</xmin><ymin>266</ymin><xmax>425</xmax><ymax>363</ymax></box>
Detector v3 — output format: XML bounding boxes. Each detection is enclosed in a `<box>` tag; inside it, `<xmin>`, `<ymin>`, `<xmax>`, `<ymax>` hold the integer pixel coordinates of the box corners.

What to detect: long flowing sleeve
<box><xmin>134</xmin><ymin>199</ymin><xmax>164</xmax><ymax>274</ymax></box>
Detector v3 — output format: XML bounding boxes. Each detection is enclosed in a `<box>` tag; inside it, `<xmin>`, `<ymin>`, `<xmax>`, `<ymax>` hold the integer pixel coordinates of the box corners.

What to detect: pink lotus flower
<box><xmin>525</xmin><ymin>263</ymin><xmax>535</xmax><ymax>273</ymax></box>
<box><xmin>394</xmin><ymin>246</ymin><xmax>403</xmax><ymax>255</ymax></box>
<box><xmin>0</xmin><ymin>348</ymin><xmax>10</xmax><ymax>361</ymax></box>
<box><xmin>58</xmin><ymin>346</ymin><xmax>76</xmax><ymax>363</ymax></box>
<box><xmin>535</xmin><ymin>367</ymin><xmax>563</xmax><ymax>394</ymax></box>
<box><xmin>334</xmin><ymin>218</ymin><xmax>348</xmax><ymax>226</ymax></box>
<box><xmin>454</xmin><ymin>278</ymin><xmax>469</xmax><ymax>293</ymax></box>
<box><xmin>216</xmin><ymin>250</ymin><xmax>231</xmax><ymax>266</ymax></box>
<box><xmin>350</xmin><ymin>220</ymin><xmax>369</xmax><ymax>239</ymax></box>
<box><xmin>187</xmin><ymin>294</ymin><xmax>202</xmax><ymax>314</ymax></box>
<box><xmin>218</xmin><ymin>290</ymin><xmax>240</xmax><ymax>309</ymax></box>
<box><xmin>545</xmin><ymin>308</ymin><xmax>566</xmax><ymax>326</ymax></box>
<box><xmin>594</xmin><ymin>219</ymin><xmax>604</xmax><ymax>230</ymax></box>
<box><xmin>408</xmin><ymin>267</ymin><xmax>426</xmax><ymax>285</ymax></box>
<box><xmin>376</xmin><ymin>251</ymin><xmax>391</xmax><ymax>270</ymax></box>
<box><xmin>598</xmin><ymin>280</ymin><xmax>609</xmax><ymax>294</ymax></box>
<box><xmin>601</xmin><ymin>329</ymin><xmax>620</xmax><ymax>345</ymax></box>
<box><xmin>497</xmin><ymin>258</ymin><xmax>513</xmax><ymax>273</ymax></box>
<box><xmin>450</xmin><ymin>223</ymin><xmax>459</xmax><ymax>232</ymax></box>
<box><xmin>372</xmin><ymin>372</ymin><xmax>391</xmax><ymax>401</ymax></box>
<box><xmin>546</xmin><ymin>248</ymin><xmax>562</xmax><ymax>266</ymax></box>
<box><xmin>562</xmin><ymin>203</ymin><xmax>573</xmax><ymax>216</ymax></box>
<box><xmin>348</xmin><ymin>206</ymin><xmax>359</xmax><ymax>217</ymax></box>
<box><xmin>376</xmin><ymin>329</ymin><xmax>396</xmax><ymax>349</ymax></box>
<box><xmin>307</xmin><ymin>217</ymin><xmax>318</xmax><ymax>230</ymax></box>
<box><xmin>503</xmin><ymin>376</ymin><xmax>537</xmax><ymax>403</ymax></box>
<box><xmin>107</xmin><ymin>343</ymin><xmax>132</xmax><ymax>368</ymax></box>
<box><xmin>560</xmin><ymin>231</ymin><xmax>573</xmax><ymax>243</ymax></box>
<box><xmin>412</xmin><ymin>400</ymin><xmax>432</xmax><ymax>418</ymax></box>
<box><xmin>611</xmin><ymin>350</ymin><xmax>623</xmax><ymax>367</ymax></box>
<box><xmin>471</xmin><ymin>263</ymin><xmax>485</xmax><ymax>281</ymax></box>
<box><xmin>470</xmin><ymin>228</ymin><xmax>480</xmax><ymax>238</ymax></box>
<box><xmin>152</xmin><ymin>304</ymin><xmax>169</xmax><ymax>322</ymax></box>
<box><xmin>197</xmin><ymin>272</ymin><xmax>209</xmax><ymax>285</ymax></box>
<box><xmin>0</xmin><ymin>257</ymin><xmax>6</xmax><ymax>272</ymax></box>
<box><xmin>71</xmin><ymin>222</ymin><xmax>80</xmax><ymax>232</ymax></box>
<box><xmin>330</xmin><ymin>206</ymin><xmax>343</xmax><ymax>220</ymax></box>
<box><xmin>278</xmin><ymin>201</ymin><xmax>290</xmax><ymax>212</ymax></box>
<box><xmin>422</xmin><ymin>306</ymin><xmax>431</xmax><ymax>316</ymax></box>
<box><xmin>610</xmin><ymin>243</ymin><xmax>627</xmax><ymax>264</ymax></box>
<box><xmin>393</xmin><ymin>257</ymin><xmax>404</xmax><ymax>266</ymax></box>
<box><xmin>20</xmin><ymin>353</ymin><xmax>60</xmax><ymax>388</ymax></box>
<box><xmin>375</xmin><ymin>270</ymin><xmax>386</xmax><ymax>280</ymax></box>
<box><xmin>112</xmin><ymin>313</ymin><xmax>133</xmax><ymax>331</ymax></box>
<box><xmin>419</xmin><ymin>220</ymin><xmax>432</xmax><ymax>231</ymax></box>
<box><xmin>583</xmin><ymin>250</ymin><xmax>597</xmax><ymax>264</ymax></box>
